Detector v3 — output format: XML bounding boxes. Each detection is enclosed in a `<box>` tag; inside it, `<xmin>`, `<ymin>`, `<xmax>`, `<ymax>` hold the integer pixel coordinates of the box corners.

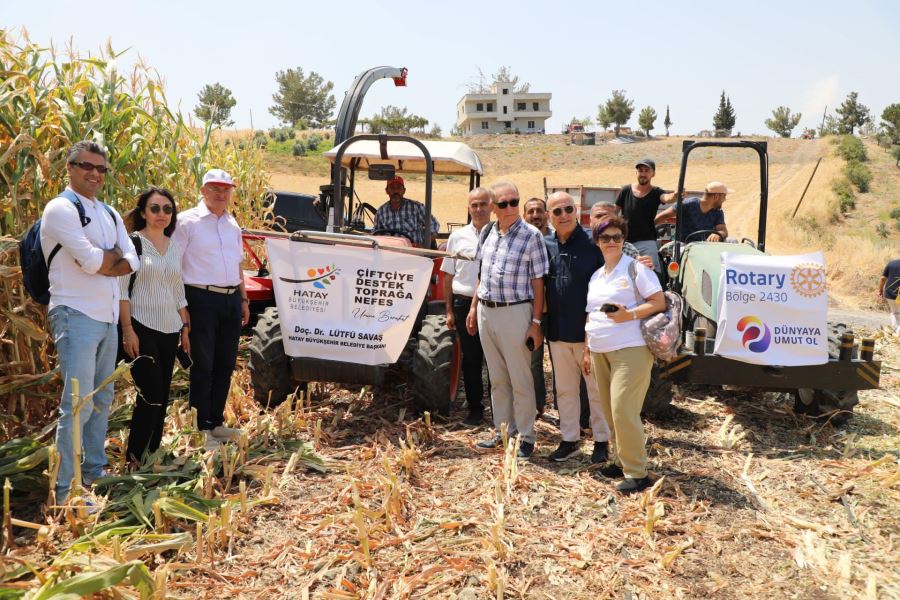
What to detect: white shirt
<box><xmin>440</xmin><ymin>222</ymin><xmax>486</xmax><ymax>297</ymax></box>
<box><xmin>119</xmin><ymin>233</ymin><xmax>188</xmax><ymax>334</ymax></box>
<box><xmin>171</xmin><ymin>199</ymin><xmax>242</xmax><ymax>287</ymax></box>
<box><xmin>40</xmin><ymin>188</ymin><xmax>139</xmax><ymax>324</ymax></box>
<box><xmin>585</xmin><ymin>255</ymin><xmax>662</xmax><ymax>353</ymax></box>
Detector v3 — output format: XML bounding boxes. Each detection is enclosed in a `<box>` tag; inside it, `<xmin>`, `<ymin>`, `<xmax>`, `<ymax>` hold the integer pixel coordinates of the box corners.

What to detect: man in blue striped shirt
<box><xmin>372</xmin><ymin>176</ymin><xmax>440</xmax><ymax>247</ymax></box>
<box><xmin>466</xmin><ymin>181</ymin><xmax>549</xmax><ymax>459</ymax></box>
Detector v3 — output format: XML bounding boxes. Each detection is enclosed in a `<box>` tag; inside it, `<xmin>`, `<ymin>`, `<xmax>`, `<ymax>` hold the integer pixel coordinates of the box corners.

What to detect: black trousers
<box><xmin>126</xmin><ymin>319</ymin><xmax>179</xmax><ymax>461</ymax></box>
<box><xmin>453</xmin><ymin>295</ymin><xmax>486</xmax><ymax>414</ymax></box>
<box><xmin>185</xmin><ymin>287</ymin><xmax>242</xmax><ymax>430</ymax></box>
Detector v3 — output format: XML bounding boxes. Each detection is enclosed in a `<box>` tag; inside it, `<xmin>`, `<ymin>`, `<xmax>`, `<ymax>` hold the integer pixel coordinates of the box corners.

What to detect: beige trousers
<box><xmin>478</xmin><ymin>302</ymin><xmax>536</xmax><ymax>444</ymax></box>
<box><xmin>590</xmin><ymin>345</ymin><xmax>653</xmax><ymax>478</ymax></box>
<box><xmin>548</xmin><ymin>341</ymin><xmax>610</xmax><ymax>442</ymax></box>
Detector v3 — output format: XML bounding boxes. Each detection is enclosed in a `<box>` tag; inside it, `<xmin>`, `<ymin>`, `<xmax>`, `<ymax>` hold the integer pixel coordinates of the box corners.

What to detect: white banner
<box><xmin>266</xmin><ymin>239</ymin><xmax>434</xmax><ymax>365</ymax></box>
<box><xmin>713</xmin><ymin>252</ymin><xmax>828</xmax><ymax>366</ymax></box>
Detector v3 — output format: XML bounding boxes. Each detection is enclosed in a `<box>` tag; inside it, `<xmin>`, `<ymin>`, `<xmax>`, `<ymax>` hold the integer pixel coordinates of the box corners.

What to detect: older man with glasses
<box><xmin>466</xmin><ymin>181</ymin><xmax>549</xmax><ymax>460</ymax></box>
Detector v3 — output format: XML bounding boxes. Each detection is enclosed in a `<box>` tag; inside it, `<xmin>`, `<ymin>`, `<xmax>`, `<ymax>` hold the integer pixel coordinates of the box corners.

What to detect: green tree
<box><xmin>638</xmin><ymin>106</ymin><xmax>657</xmax><ymax>137</ymax></box>
<box><xmin>194</xmin><ymin>82</ymin><xmax>236</xmax><ymax>127</ymax></box>
<box><xmin>765</xmin><ymin>106</ymin><xmax>802</xmax><ymax>138</ymax></box>
<box><xmin>368</xmin><ymin>105</ymin><xmax>429</xmax><ymax>134</ymax></box>
<box><xmin>713</xmin><ymin>90</ymin><xmax>736</xmax><ymax>134</ymax></box>
<box><xmin>598</xmin><ymin>90</ymin><xmax>634</xmax><ymax>136</ymax></box>
<box><xmin>663</xmin><ymin>105</ymin><xmax>672</xmax><ymax>137</ymax></box>
<box><xmin>270</xmin><ymin>67</ymin><xmax>336</xmax><ymax>128</ymax></box>
<box><xmin>835</xmin><ymin>91</ymin><xmax>870</xmax><ymax>135</ymax></box>
<box><xmin>881</xmin><ymin>103</ymin><xmax>900</xmax><ymax>142</ymax></box>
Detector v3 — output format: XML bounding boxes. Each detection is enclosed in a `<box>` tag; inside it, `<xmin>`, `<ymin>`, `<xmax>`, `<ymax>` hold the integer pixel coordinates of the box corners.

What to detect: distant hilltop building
<box><xmin>456</xmin><ymin>81</ymin><xmax>551</xmax><ymax>135</ymax></box>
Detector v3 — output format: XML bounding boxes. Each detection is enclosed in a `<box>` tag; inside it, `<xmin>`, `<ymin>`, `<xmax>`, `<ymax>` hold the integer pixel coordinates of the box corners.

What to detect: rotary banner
<box><xmin>265</xmin><ymin>238</ymin><xmax>434</xmax><ymax>365</ymax></box>
<box><xmin>713</xmin><ymin>251</ymin><xmax>828</xmax><ymax>366</ymax></box>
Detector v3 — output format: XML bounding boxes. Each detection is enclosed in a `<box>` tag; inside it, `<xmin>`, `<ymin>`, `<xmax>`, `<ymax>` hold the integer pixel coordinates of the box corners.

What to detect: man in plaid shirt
<box><xmin>373</xmin><ymin>176</ymin><xmax>440</xmax><ymax>247</ymax></box>
<box><xmin>466</xmin><ymin>181</ymin><xmax>549</xmax><ymax>460</ymax></box>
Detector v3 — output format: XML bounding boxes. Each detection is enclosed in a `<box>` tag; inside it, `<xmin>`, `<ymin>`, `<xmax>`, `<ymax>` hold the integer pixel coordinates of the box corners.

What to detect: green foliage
<box><xmin>831</xmin><ymin>178</ymin><xmax>856</xmax><ymax>214</ymax></box>
<box><xmin>270</xmin><ymin>67</ymin><xmax>336</xmax><ymax>128</ymax></box>
<box><xmin>368</xmin><ymin>105</ymin><xmax>429</xmax><ymax>134</ymax></box>
<box><xmin>306</xmin><ymin>134</ymin><xmax>321</xmax><ymax>151</ymax></box>
<box><xmin>889</xmin><ymin>207</ymin><xmax>900</xmax><ymax>219</ymax></box>
<box><xmin>844</xmin><ymin>160</ymin><xmax>872</xmax><ymax>192</ymax></box>
<box><xmin>253</xmin><ymin>130</ymin><xmax>268</xmax><ymax>148</ymax></box>
<box><xmin>836</xmin><ymin>135</ymin><xmax>868</xmax><ymax>162</ymax></box>
<box><xmin>835</xmin><ymin>91</ymin><xmax>870</xmax><ymax>135</ymax></box>
<box><xmin>819</xmin><ymin>114</ymin><xmax>841</xmax><ymax>137</ymax></box>
<box><xmin>875</xmin><ymin>222</ymin><xmax>889</xmax><ymax>239</ymax></box>
<box><xmin>428</xmin><ymin>123</ymin><xmax>442</xmax><ymax>138</ymax></box>
<box><xmin>292</xmin><ymin>140</ymin><xmax>307</xmax><ymax>156</ymax></box>
<box><xmin>638</xmin><ymin>106</ymin><xmax>657</xmax><ymax>136</ymax></box>
<box><xmin>268</xmin><ymin>126</ymin><xmax>295</xmax><ymax>142</ymax></box>
<box><xmin>881</xmin><ymin>103</ymin><xmax>900</xmax><ymax>142</ymax></box>
<box><xmin>713</xmin><ymin>90</ymin><xmax>736</xmax><ymax>134</ymax></box>
<box><xmin>194</xmin><ymin>82</ymin><xmax>236</xmax><ymax>127</ymax></box>
<box><xmin>802</xmin><ymin>128</ymin><xmax>816</xmax><ymax>139</ymax></box>
<box><xmin>663</xmin><ymin>105</ymin><xmax>672</xmax><ymax>136</ymax></box>
<box><xmin>450</xmin><ymin>124</ymin><xmax>463</xmax><ymax>137</ymax></box>
<box><xmin>892</xmin><ymin>145</ymin><xmax>900</xmax><ymax>166</ymax></box>
<box><xmin>598</xmin><ymin>90</ymin><xmax>634</xmax><ymax>135</ymax></box>
<box><xmin>31</xmin><ymin>561</ymin><xmax>155</xmax><ymax>600</ymax></box>
<box><xmin>765</xmin><ymin>106</ymin><xmax>802</xmax><ymax>137</ymax></box>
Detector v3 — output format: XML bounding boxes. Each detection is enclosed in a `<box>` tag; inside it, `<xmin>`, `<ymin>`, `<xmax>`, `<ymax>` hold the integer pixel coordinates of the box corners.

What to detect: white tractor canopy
<box><xmin>324</xmin><ymin>139</ymin><xmax>484</xmax><ymax>176</ymax></box>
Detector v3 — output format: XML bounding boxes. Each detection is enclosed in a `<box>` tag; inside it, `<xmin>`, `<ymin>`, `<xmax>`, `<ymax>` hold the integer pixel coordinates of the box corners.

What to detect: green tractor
<box><xmin>647</xmin><ymin>140</ymin><xmax>880</xmax><ymax>422</ymax></box>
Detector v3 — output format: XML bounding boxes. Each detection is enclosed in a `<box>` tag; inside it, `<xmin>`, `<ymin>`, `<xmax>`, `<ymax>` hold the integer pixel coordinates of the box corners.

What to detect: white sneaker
<box><xmin>202</xmin><ymin>430</ymin><xmax>221</xmax><ymax>451</ymax></box>
<box><xmin>210</xmin><ymin>425</ymin><xmax>242</xmax><ymax>442</ymax></box>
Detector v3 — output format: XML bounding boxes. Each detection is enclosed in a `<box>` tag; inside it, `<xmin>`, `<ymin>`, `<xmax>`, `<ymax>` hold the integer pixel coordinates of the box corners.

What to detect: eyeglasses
<box><xmin>597</xmin><ymin>234</ymin><xmax>624</xmax><ymax>243</ymax></box>
<box><xmin>70</xmin><ymin>161</ymin><xmax>109</xmax><ymax>174</ymax></box>
<box><xmin>495</xmin><ymin>198</ymin><xmax>520</xmax><ymax>209</ymax></box>
<box><xmin>551</xmin><ymin>205</ymin><xmax>575</xmax><ymax>216</ymax></box>
<box><xmin>148</xmin><ymin>204</ymin><xmax>174</xmax><ymax>215</ymax></box>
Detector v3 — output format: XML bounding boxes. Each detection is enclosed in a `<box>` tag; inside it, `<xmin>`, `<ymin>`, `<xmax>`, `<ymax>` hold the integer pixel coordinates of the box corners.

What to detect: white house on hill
<box><xmin>455</xmin><ymin>81</ymin><xmax>551</xmax><ymax>135</ymax></box>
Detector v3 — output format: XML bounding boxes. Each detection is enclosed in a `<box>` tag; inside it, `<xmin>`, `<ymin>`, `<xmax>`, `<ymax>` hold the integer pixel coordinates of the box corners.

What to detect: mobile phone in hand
<box><xmin>526</xmin><ymin>337</ymin><xmax>535</xmax><ymax>351</ymax></box>
<box><xmin>176</xmin><ymin>346</ymin><xmax>192</xmax><ymax>369</ymax></box>
<box><xmin>600</xmin><ymin>303</ymin><xmax>619</xmax><ymax>313</ymax></box>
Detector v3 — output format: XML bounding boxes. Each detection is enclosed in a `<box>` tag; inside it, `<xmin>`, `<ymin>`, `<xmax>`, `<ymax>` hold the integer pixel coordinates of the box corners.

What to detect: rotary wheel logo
<box><xmin>790</xmin><ymin>262</ymin><xmax>826</xmax><ymax>298</ymax></box>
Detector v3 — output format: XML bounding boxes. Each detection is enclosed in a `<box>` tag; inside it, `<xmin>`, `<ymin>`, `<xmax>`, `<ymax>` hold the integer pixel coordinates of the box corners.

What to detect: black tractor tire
<box><xmin>248</xmin><ymin>307</ymin><xmax>294</xmax><ymax>408</ymax></box>
<box><xmin>411</xmin><ymin>314</ymin><xmax>460</xmax><ymax>417</ymax></box>
<box><xmin>641</xmin><ymin>362</ymin><xmax>674</xmax><ymax>416</ymax></box>
<box><xmin>794</xmin><ymin>323</ymin><xmax>859</xmax><ymax>424</ymax></box>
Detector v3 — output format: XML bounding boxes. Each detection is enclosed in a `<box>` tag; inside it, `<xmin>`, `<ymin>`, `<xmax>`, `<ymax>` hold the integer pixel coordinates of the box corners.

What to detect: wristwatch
<box><xmin>532</xmin><ymin>318</ymin><xmax>542</xmax><ymax>326</ymax></box>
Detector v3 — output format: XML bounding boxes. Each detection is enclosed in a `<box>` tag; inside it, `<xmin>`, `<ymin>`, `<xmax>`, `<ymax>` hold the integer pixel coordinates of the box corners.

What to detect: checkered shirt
<box><xmin>373</xmin><ymin>198</ymin><xmax>440</xmax><ymax>246</ymax></box>
<box><xmin>623</xmin><ymin>241</ymin><xmax>640</xmax><ymax>259</ymax></box>
<box><xmin>476</xmin><ymin>218</ymin><xmax>549</xmax><ymax>302</ymax></box>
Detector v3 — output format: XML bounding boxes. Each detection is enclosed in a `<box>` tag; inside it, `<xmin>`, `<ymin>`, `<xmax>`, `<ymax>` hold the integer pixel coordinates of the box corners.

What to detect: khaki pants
<box><xmin>590</xmin><ymin>345</ymin><xmax>653</xmax><ymax>478</ymax></box>
<box><xmin>548</xmin><ymin>341</ymin><xmax>610</xmax><ymax>442</ymax></box>
<box><xmin>478</xmin><ymin>302</ymin><xmax>536</xmax><ymax>444</ymax></box>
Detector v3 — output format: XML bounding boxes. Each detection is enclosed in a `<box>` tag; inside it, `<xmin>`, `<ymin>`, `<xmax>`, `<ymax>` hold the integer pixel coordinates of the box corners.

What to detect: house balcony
<box><xmin>512</xmin><ymin>110</ymin><xmax>552</xmax><ymax>119</ymax></box>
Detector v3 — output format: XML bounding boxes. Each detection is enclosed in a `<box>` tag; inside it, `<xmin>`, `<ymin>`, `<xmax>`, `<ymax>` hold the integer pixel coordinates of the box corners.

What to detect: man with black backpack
<box><xmin>39</xmin><ymin>141</ymin><xmax>139</xmax><ymax>503</ymax></box>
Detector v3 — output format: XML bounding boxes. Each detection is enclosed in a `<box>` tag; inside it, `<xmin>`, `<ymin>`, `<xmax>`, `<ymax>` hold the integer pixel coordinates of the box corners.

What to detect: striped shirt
<box><xmin>373</xmin><ymin>198</ymin><xmax>440</xmax><ymax>246</ymax></box>
<box><xmin>476</xmin><ymin>218</ymin><xmax>549</xmax><ymax>303</ymax></box>
<box><xmin>119</xmin><ymin>233</ymin><xmax>188</xmax><ymax>334</ymax></box>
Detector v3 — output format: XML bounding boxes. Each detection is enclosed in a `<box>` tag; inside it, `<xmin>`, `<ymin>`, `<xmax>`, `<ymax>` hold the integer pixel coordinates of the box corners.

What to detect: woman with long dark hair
<box><xmin>119</xmin><ymin>187</ymin><xmax>190</xmax><ymax>463</ymax></box>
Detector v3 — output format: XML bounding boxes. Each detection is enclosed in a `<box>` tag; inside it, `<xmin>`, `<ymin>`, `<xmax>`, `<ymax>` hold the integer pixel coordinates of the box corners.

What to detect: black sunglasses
<box><xmin>148</xmin><ymin>204</ymin><xmax>174</xmax><ymax>215</ymax></box>
<box><xmin>597</xmin><ymin>233</ymin><xmax>624</xmax><ymax>243</ymax></box>
<box><xmin>495</xmin><ymin>198</ymin><xmax>520</xmax><ymax>209</ymax></box>
<box><xmin>70</xmin><ymin>161</ymin><xmax>109</xmax><ymax>174</ymax></box>
<box><xmin>551</xmin><ymin>205</ymin><xmax>575</xmax><ymax>216</ymax></box>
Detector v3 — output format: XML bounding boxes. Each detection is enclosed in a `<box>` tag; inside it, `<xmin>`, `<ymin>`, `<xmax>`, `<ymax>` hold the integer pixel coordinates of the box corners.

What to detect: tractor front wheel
<box><xmin>641</xmin><ymin>362</ymin><xmax>674</xmax><ymax>416</ymax></box>
<box><xmin>248</xmin><ymin>307</ymin><xmax>294</xmax><ymax>408</ymax></box>
<box><xmin>794</xmin><ymin>323</ymin><xmax>859</xmax><ymax>424</ymax></box>
<box><xmin>411</xmin><ymin>314</ymin><xmax>460</xmax><ymax>417</ymax></box>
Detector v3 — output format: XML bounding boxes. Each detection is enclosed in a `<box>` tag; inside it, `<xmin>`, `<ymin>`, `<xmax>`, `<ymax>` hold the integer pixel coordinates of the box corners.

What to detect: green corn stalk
<box><xmin>30</xmin><ymin>559</ymin><xmax>155</xmax><ymax>600</ymax></box>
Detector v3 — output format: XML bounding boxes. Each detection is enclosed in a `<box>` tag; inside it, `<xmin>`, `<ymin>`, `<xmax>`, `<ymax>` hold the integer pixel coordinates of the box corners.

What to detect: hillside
<box><xmin>265</xmin><ymin>134</ymin><xmax>899</xmax><ymax>309</ymax></box>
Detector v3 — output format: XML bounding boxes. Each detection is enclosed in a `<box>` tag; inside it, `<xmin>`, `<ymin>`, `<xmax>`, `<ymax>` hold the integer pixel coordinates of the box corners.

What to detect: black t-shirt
<box><xmin>616</xmin><ymin>184</ymin><xmax>665</xmax><ymax>242</ymax></box>
<box><xmin>884</xmin><ymin>259</ymin><xmax>900</xmax><ymax>300</ymax></box>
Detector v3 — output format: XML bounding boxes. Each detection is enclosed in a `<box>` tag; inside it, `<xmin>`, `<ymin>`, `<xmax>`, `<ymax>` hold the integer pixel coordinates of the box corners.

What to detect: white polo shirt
<box><xmin>40</xmin><ymin>188</ymin><xmax>139</xmax><ymax>324</ymax></box>
<box><xmin>171</xmin><ymin>199</ymin><xmax>242</xmax><ymax>287</ymax></box>
<box><xmin>440</xmin><ymin>222</ymin><xmax>486</xmax><ymax>297</ymax></box>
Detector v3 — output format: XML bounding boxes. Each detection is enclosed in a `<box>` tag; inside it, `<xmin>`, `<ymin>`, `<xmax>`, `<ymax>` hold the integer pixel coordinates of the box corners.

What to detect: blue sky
<box><xmin>5</xmin><ymin>0</ymin><xmax>899</xmax><ymax>136</ymax></box>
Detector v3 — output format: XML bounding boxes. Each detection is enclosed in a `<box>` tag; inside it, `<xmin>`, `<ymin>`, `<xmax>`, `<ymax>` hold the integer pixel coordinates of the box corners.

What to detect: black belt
<box><xmin>479</xmin><ymin>298</ymin><xmax>530</xmax><ymax>308</ymax></box>
<box><xmin>187</xmin><ymin>284</ymin><xmax>239</xmax><ymax>295</ymax></box>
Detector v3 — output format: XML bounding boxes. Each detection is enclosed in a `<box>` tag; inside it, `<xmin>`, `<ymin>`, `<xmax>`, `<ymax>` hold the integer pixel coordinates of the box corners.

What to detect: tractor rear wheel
<box><xmin>642</xmin><ymin>362</ymin><xmax>674</xmax><ymax>416</ymax></box>
<box><xmin>794</xmin><ymin>323</ymin><xmax>859</xmax><ymax>424</ymax></box>
<box><xmin>411</xmin><ymin>314</ymin><xmax>460</xmax><ymax>417</ymax></box>
<box><xmin>248</xmin><ymin>307</ymin><xmax>294</xmax><ymax>408</ymax></box>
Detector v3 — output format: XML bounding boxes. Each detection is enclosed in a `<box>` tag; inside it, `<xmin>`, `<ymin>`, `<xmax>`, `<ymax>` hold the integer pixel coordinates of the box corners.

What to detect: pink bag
<box><xmin>628</xmin><ymin>261</ymin><xmax>683</xmax><ymax>362</ymax></box>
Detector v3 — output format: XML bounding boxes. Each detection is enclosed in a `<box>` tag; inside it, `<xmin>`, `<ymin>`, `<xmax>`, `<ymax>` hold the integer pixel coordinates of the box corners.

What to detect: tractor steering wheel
<box><xmin>684</xmin><ymin>229</ymin><xmax>725</xmax><ymax>243</ymax></box>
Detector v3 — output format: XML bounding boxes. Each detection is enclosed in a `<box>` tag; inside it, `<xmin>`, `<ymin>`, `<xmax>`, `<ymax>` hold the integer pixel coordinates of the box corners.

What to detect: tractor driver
<box><xmin>372</xmin><ymin>176</ymin><xmax>440</xmax><ymax>247</ymax></box>
<box><xmin>654</xmin><ymin>181</ymin><xmax>730</xmax><ymax>242</ymax></box>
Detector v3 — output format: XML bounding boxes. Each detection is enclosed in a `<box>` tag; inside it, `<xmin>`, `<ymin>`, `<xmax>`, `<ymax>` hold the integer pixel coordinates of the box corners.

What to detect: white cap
<box><xmin>202</xmin><ymin>168</ymin><xmax>235</xmax><ymax>187</ymax></box>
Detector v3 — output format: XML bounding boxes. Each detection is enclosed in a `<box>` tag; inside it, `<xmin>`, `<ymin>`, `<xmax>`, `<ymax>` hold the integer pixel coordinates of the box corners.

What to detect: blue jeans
<box><xmin>48</xmin><ymin>306</ymin><xmax>117</xmax><ymax>499</ymax></box>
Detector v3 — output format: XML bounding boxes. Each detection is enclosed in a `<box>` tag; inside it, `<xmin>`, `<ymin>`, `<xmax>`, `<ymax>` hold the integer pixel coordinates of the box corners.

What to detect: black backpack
<box><xmin>19</xmin><ymin>190</ymin><xmax>115</xmax><ymax>304</ymax></box>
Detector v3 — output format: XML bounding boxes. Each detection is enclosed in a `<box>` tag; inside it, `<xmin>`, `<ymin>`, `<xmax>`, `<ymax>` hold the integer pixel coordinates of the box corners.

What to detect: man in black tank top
<box><xmin>615</xmin><ymin>158</ymin><xmax>678</xmax><ymax>273</ymax></box>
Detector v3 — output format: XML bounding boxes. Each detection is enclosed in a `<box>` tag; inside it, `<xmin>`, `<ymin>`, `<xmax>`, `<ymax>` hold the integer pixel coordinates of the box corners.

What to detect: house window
<box><xmin>503</xmin><ymin>106</ymin><xmax>507</xmax><ymax>114</ymax></box>
<box><xmin>528</xmin><ymin>120</ymin><xmax>535</xmax><ymax>128</ymax></box>
<box><xmin>476</xmin><ymin>103</ymin><xmax>483</xmax><ymax>111</ymax></box>
<box><xmin>486</xmin><ymin>103</ymin><xmax>493</xmax><ymax>112</ymax></box>
<box><xmin>502</xmin><ymin>88</ymin><xmax>509</xmax><ymax>94</ymax></box>
<box><xmin>533</xmin><ymin>102</ymin><xmax>539</xmax><ymax>111</ymax></box>
<box><xmin>517</xmin><ymin>102</ymin><xmax>526</xmax><ymax>111</ymax></box>
<box><xmin>504</xmin><ymin>121</ymin><xmax>512</xmax><ymax>128</ymax></box>
<box><xmin>481</xmin><ymin>121</ymin><xmax>489</xmax><ymax>130</ymax></box>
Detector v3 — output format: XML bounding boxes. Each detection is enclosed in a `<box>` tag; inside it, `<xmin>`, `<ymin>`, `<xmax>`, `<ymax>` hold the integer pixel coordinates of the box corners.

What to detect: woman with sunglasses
<box><xmin>581</xmin><ymin>215</ymin><xmax>665</xmax><ymax>493</ymax></box>
<box><xmin>119</xmin><ymin>187</ymin><xmax>191</xmax><ymax>464</ymax></box>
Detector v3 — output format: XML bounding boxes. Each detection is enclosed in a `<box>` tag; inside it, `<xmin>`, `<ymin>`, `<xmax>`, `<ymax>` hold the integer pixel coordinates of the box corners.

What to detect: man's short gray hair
<box><xmin>66</xmin><ymin>140</ymin><xmax>108</xmax><ymax>165</ymax></box>
<box><xmin>489</xmin><ymin>180</ymin><xmax>519</xmax><ymax>200</ymax></box>
<box><xmin>469</xmin><ymin>186</ymin><xmax>494</xmax><ymax>203</ymax></box>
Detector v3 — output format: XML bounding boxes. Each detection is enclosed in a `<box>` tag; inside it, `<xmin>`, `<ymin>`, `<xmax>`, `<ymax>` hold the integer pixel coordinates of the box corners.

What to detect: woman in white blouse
<box><xmin>119</xmin><ymin>187</ymin><xmax>191</xmax><ymax>463</ymax></box>
<box><xmin>581</xmin><ymin>215</ymin><xmax>665</xmax><ymax>494</ymax></box>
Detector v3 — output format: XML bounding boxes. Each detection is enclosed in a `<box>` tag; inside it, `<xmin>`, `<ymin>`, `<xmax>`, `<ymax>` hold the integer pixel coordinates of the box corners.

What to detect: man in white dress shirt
<box><xmin>172</xmin><ymin>169</ymin><xmax>249</xmax><ymax>449</ymax></box>
<box><xmin>42</xmin><ymin>140</ymin><xmax>139</xmax><ymax>502</ymax></box>
<box><xmin>441</xmin><ymin>187</ymin><xmax>492</xmax><ymax>426</ymax></box>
